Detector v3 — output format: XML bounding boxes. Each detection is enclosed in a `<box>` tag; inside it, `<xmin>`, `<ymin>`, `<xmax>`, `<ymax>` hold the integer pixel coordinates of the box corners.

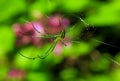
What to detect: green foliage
<box><xmin>0</xmin><ymin>0</ymin><xmax>120</xmax><ymax>81</ymax></box>
<box><xmin>86</xmin><ymin>0</ymin><xmax>120</xmax><ymax>26</ymax></box>
<box><xmin>60</xmin><ymin>68</ymin><xmax>78</xmax><ymax>81</ymax></box>
<box><xmin>0</xmin><ymin>26</ymin><xmax>15</xmax><ymax>55</ymax></box>
<box><xmin>60</xmin><ymin>0</ymin><xmax>89</xmax><ymax>13</ymax></box>
<box><xmin>27</xmin><ymin>72</ymin><xmax>51</xmax><ymax>81</ymax></box>
<box><xmin>0</xmin><ymin>0</ymin><xmax>26</xmax><ymax>23</ymax></box>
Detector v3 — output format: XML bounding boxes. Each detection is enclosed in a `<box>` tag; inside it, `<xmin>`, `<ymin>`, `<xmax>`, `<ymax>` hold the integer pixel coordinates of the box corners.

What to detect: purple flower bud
<box><xmin>32</xmin><ymin>22</ymin><xmax>45</xmax><ymax>35</ymax></box>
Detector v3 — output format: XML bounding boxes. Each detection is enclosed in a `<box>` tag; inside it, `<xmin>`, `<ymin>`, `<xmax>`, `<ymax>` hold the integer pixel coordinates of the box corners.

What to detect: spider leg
<box><xmin>60</xmin><ymin>40</ymin><xmax>67</xmax><ymax>46</ymax></box>
<box><xmin>23</xmin><ymin>19</ymin><xmax>43</xmax><ymax>34</ymax></box>
<box><xmin>38</xmin><ymin>38</ymin><xmax>58</xmax><ymax>59</ymax></box>
<box><xmin>18</xmin><ymin>52</ymin><xmax>38</xmax><ymax>60</ymax></box>
<box><xmin>92</xmin><ymin>38</ymin><xmax>120</xmax><ymax>49</ymax></box>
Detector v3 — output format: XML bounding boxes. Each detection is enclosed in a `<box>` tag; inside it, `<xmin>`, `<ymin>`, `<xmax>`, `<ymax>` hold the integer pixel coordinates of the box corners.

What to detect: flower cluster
<box><xmin>13</xmin><ymin>14</ymin><xmax>70</xmax><ymax>55</ymax></box>
<box><xmin>13</xmin><ymin>14</ymin><xmax>70</xmax><ymax>47</ymax></box>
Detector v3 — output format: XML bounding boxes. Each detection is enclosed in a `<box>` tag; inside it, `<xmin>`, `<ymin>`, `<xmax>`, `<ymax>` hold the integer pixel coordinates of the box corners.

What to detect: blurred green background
<box><xmin>0</xmin><ymin>0</ymin><xmax>120</xmax><ymax>81</ymax></box>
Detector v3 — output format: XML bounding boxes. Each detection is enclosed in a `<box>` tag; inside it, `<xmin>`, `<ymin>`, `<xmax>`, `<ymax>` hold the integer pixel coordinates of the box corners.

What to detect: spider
<box><xmin>18</xmin><ymin>16</ymin><xmax>120</xmax><ymax>62</ymax></box>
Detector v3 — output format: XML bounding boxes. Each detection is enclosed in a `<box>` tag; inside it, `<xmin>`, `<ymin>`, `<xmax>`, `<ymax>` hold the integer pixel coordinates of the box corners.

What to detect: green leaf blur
<box><xmin>0</xmin><ymin>0</ymin><xmax>120</xmax><ymax>81</ymax></box>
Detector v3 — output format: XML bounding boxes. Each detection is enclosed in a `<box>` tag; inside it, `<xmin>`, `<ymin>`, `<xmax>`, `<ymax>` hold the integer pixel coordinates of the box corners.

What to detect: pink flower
<box><xmin>13</xmin><ymin>22</ymin><xmax>45</xmax><ymax>47</ymax></box>
<box><xmin>47</xmin><ymin>14</ymin><xmax>70</xmax><ymax>34</ymax></box>
<box><xmin>8</xmin><ymin>69</ymin><xmax>26</xmax><ymax>80</ymax></box>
